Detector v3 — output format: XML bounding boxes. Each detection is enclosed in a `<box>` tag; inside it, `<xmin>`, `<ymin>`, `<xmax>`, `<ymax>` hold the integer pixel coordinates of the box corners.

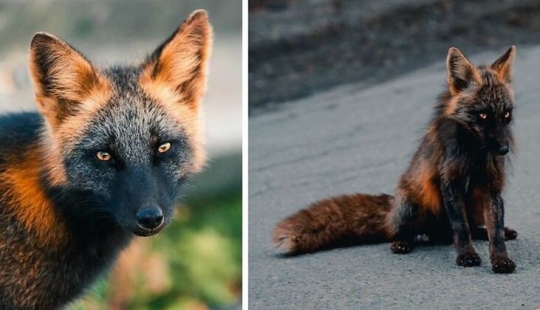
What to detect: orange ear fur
<box><xmin>491</xmin><ymin>46</ymin><xmax>516</xmax><ymax>84</ymax></box>
<box><xmin>139</xmin><ymin>10</ymin><xmax>213</xmax><ymax>111</ymax></box>
<box><xmin>29</xmin><ymin>32</ymin><xmax>111</xmax><ymax>128</ymax></box>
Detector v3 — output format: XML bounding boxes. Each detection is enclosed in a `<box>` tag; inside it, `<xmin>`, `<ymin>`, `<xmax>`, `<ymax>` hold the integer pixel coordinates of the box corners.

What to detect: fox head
<box><xmin>28</xmin><ymin>10</ymin><xmax>211</xmax><ymax>236</ymax></box>
<box><xmin>443</xmin><ymin>46</ymin><xmax>516</xmax><ymax>156</ymax></box>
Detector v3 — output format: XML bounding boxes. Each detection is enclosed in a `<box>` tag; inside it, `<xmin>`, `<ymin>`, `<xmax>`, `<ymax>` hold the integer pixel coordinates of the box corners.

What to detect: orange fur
<box><xmin>29</xmin><ymin>33</ymin><xmax>112</xmax><ymax>129</ymax></box>
<box><xmin>443</xmin><ymin>96</ymin><xmax>461</xmax><ymax>117</ymax></box>
<box><xmin>139</xmin><ymin>10</ymin><xmax>212</xmax><ymax>111</ymax></box>
<box><xmin>0</xmin><ymin>148</ymin><xmax>66</xmax><ymax>248</ymax></box>
<box><xmin>416</xmin><ymin>165</ymin><xmax>442</xmax><ymax>215</ymax></box>
<box><xmin>491</xmin><ymin>45</ymin><xmax>516</xmax><ymax>83</ymax></box>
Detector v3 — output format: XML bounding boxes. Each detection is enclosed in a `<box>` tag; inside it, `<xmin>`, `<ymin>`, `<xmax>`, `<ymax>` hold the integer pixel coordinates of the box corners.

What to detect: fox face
<box><xmin>61</xmin><ymin>81</ymin><xmax>194</xmax><ymax>236</ymax></box>
<box><xmin>28</xmin><ymin>11</ymin><xmax>211</xmax><ymax>236</ymax></box>
<box><xmin>444</xmin><ymin>46</ymin><xmax>516</xmax><ymax>156</ymax></box>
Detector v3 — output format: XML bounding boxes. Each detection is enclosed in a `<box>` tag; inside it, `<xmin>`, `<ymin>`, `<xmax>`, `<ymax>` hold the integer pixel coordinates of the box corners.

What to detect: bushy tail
<box><xmin>273</xmin><ymin>193</ymin><xmax>395</xmax><ymax>255</ymax></box>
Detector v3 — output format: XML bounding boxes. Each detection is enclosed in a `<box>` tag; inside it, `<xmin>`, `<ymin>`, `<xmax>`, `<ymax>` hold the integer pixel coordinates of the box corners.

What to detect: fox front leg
<box><xmin>484</xmin><ymin>192</ymin><xmax>515</xmax><ymax>273</ymax></box>
<box><xmin>441</xmin><ymin>178</ymin><xmax>481</xmax><ymax>267</ymax></box>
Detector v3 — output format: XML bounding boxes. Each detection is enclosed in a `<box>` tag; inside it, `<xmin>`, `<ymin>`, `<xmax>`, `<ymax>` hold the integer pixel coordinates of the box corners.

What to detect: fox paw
<box><xmin>456</xmin><ymin>252</ymin><xmax>481</xmax><ymax>267</ymax></box>
<box><xmin>391</xmin><ymin>241</ymin><xmax>413</xmax><ymax>254</ymax></box>
<box><xmin>491</xmin><ymin>255</ymin><xmax>516</xmax><ymax>274</ymax></box>
<box><xmin>505</xmin><ymin>228</ymin><xmax>518</xmax><ymax>241</ymax></box>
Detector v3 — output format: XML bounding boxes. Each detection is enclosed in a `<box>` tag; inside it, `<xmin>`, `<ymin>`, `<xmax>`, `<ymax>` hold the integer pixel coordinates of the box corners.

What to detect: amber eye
<box><xmin>158</xmin><ymin>142</ymin><xmax>171</xmax><ymax>153</ymax></box>
<box><xmin>504</xmin><ymin>111</ymin><xmax>511</xmax><ymax>119</ymax></box>
<box><xmin>479</xmin><ymin>113</ymin><xmax>487</xmax><ymax>120</ymax></box>
<box><xmin>96</xmin><ymin>151</ymin><xmax>112</xmax><ymax>161</ymax></box>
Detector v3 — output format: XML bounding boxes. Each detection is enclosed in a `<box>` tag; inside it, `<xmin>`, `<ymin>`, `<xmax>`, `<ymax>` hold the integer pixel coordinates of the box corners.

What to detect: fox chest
<box><xmin>410</xmin><ymin>163</ymin><xmax>502</xmax><ymax>215</ymax></box>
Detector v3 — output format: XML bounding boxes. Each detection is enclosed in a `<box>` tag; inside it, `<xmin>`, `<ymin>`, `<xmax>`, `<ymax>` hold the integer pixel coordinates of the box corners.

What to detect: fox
<box><xmin>0</xmin><ymin>10</ymin><xmax>211</xmax><ymax>309</ymax></box>
<box><xmin>273</xmin><ymin>46</ymin><xmax>519</xmax><ymax>274</ymax></box>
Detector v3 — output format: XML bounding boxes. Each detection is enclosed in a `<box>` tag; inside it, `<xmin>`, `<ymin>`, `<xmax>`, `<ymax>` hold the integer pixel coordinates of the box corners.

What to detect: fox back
<box><xmin>0</xmin><ymin>10</ymin><xmax>211</xmax><ymax>309</ymax></box>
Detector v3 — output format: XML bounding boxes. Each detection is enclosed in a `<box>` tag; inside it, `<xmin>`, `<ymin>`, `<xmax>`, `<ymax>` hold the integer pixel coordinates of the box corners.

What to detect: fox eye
<box><xmin>96</xmin><ymin>151</ymin><xmax>112</xmax><ymax>161</ymax></box>
<box><xmin>479</xmin><ymin>113</ymin><xmax>487</xmax><ymax>120</ymax></box>
<box><xmin>504</xmin><ymin>111</ymin><xmax>511</xmax><ymax>118</ymax></box>
<box><xmin>157</xmin><ymin>142</ymin><xmax>171</xmax><ymax>153</ymax></box>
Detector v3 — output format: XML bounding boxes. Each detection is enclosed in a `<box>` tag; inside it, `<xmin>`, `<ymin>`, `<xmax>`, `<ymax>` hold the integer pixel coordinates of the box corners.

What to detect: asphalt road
<box><xmin>249</xmin><ymin>46</ymin><xmax>540</xmax><ymax>309</ymax></box>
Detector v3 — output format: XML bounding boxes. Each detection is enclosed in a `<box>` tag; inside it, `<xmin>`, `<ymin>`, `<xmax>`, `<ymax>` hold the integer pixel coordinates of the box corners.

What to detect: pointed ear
<box><xmin>139</xmin><ymin>10</ymin><xmax>212</xmax><ymax>110</ymax></box>
<box><xmin>491</xmin><ymin>46</ymin><xmax>516</xmax><ymax>83</ymax></box>
<box><xmin>29</xmin><ymin>32</ymin><xmax>111</xmax><ymax>127</ymax></box>
<box><xmin>446</xmin><ymin>47</ymin><xmax>481</xmax><ymax>95</ymax></box>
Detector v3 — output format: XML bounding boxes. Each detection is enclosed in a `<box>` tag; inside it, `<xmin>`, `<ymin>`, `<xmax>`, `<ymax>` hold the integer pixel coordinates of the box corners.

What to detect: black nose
<box><xmin>498</xmin><ymin>145</ymin><xmax>509</xmax><ymax>155</ymax></box>
<box><xmin>136</xmin><ymin>206</ymin><xmax>164</xmax><ymax>230</ymax></box>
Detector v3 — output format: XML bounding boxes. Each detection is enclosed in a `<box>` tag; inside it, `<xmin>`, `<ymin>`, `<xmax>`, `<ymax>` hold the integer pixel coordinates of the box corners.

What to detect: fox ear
<box><xmin>140</xmin><ymin>10</ymin><xmax>212</xmax><ymax>110</ymax></box>
<box><xmin>29</xmin><ymin>33</ymin><xmax>110</xmax><ymax>127</ymax></box>
<box><xmin>446</xmin><ymin>47</ymin><xmax>481</xmax><ymax>95</ymax></box>
<box><xmin>491</xmin><ymin>46</ymin><xmax>516</xmax><ymax>83</ymax></box>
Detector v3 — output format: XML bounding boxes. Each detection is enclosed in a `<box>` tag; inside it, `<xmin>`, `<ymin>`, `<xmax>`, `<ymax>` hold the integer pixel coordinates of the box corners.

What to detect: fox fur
<box><xmin>0</xmin><ymin>10</ymin><xmax>211</xmax><ymax>309</ymax></box>
<box><xmin>274</xmin><ymin>46</ymin><xmax>519</xmax><ymax>274</ymax></box>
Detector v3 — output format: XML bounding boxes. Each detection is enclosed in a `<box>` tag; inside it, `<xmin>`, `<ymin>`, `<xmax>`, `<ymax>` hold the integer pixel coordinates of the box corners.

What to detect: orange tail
<box><xmin>273</xmin><ymin>193</ymin><xmax>395</xmax><ymax>255</ymax></box>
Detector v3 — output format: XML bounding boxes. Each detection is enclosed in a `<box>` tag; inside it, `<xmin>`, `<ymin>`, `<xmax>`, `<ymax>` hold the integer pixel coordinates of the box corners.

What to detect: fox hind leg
<box><xmin>388</xmin><ymin>194</ymin><xmax>419</xmax><ymax>254</ymax></box>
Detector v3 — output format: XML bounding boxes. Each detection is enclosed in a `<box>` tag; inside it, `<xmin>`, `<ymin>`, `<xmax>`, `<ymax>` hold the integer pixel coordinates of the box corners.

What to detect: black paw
<box><xmin>492</xmin><ymin>256</ymin><xmax>516</xmax><ymax>274</ymax></box>
<box><xmin>391</xmin><ymin>241</ymin><xmax>413</xmax><ymax>254</ymax></box>
<box><xmin>456</xmin><ymin>252</ymin><xmax>482</xmax><ymax>267</ymax></box>
<box><xmin>505</xmin><ymin>228</ymin><xmax>518</xmax><ymax>241</ymax></box>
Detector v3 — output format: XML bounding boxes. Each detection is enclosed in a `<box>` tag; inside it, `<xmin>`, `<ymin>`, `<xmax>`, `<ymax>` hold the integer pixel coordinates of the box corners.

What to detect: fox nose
<box><xmin>498</xmin><ymin>145</ymin><xmax>510</xmax><ymax>155</ymax></box>
<box><xmin>136</xmin><ymin>206</ymin><xmax>164</xmax><ymax>230</ymax></box>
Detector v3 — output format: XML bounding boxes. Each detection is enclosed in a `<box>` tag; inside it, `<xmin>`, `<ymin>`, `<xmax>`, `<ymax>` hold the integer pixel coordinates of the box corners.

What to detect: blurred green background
<box><xmin>0</xmin><ymin>1</ymin><xmax>242</xmax><ymax>309</ymax></box>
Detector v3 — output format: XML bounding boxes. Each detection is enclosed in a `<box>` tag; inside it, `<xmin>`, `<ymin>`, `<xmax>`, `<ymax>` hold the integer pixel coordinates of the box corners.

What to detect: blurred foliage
<box><xmin>68</xmin><ymin>153</ymin><xmax>242</xmax><ymax>310</ymax></box>
<box><xmin>0</xmin><ymin>0</ymin><xmax>241</xmax><ymax>52</ymax></box>
<box><xmin>147</xmin><ymin>195</ymin><xmax>242</xmax><ymax>309</ymax></box>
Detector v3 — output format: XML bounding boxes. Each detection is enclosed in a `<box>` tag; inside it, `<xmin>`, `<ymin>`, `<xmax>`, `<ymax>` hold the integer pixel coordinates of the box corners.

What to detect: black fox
<box><xmin>274</xmin><ymin>46</ymin><xmax>518</xmax><ymax>274</ymax></box>
<box><xmin>0</xmin><ymin>10</ymin><xmax>211</xmax><ymax>309</ymax></box>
